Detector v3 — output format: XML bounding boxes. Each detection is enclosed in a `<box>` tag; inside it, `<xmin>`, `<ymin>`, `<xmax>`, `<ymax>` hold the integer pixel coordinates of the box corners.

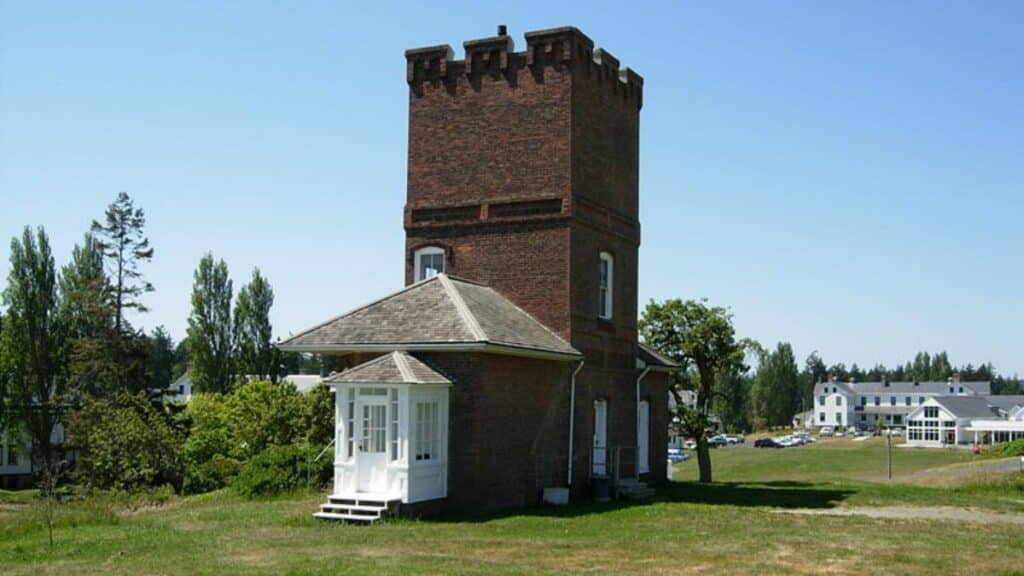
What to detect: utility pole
<box><xmin>886</xmin><ymin>430</ymin><xmax>893</xmax><ymax>480</ymax></box>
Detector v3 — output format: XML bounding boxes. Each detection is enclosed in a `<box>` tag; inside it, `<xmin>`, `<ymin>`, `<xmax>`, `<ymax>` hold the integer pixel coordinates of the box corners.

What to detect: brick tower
<box><xmin>404</xmin><ymin>26</ymin><xmax>649</xmax><ymax>487</ymax></box>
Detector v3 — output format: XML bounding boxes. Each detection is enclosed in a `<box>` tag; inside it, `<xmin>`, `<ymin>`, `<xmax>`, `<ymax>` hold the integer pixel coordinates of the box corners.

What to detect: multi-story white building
<box><xmin>812</xmin><ymin>377</ymin><xmax>991</xmax><ymax>431</ymax></box>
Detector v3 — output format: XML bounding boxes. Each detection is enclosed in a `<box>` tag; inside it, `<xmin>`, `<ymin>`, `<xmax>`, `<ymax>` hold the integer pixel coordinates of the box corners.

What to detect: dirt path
<box><xmin>776</xmin><ymin>506</ymin><xmax>1024</xmax><ymax>526</ymax></box>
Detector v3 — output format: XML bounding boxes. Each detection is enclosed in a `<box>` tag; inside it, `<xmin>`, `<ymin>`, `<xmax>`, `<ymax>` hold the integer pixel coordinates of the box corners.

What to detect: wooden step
<box><xmin>313</xmin><ymin>511</ymin><xmax>379</xmax><ymax>523</ymax></box>
<box><xmin>320</xmin><ymin>503</ymin><xmax>385</xmax><ymax>515</ymax></box>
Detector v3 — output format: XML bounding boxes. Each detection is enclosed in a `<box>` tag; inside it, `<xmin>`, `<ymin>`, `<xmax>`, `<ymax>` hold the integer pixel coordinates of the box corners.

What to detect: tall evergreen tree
<box><xmin>186</xmin><ymin>254</ymin><xmax>234</xmax><ymax>393</ymax></box>
<box><xmin>0</xmin><ymin>227</ymin><xmax>67</xmax><ymax>469</ymax></box>
<box><xmin>90</xmin><ymin>192</ymin><xmax>154</xmax><ymax>334</ymax></box>
<box><xmin>146</xmin><ymin>326</ymin><xmax>176</xmax><ymax>391</ymax></box>
<box><xmin>233</xmin><ymin>268</ymin><xmax>276</xmax><ymax>381</ymax></box>
<box><xmin>59</xmin><ymin>234</ymin><xmax>120</xmax><ymax>396</ymax></box>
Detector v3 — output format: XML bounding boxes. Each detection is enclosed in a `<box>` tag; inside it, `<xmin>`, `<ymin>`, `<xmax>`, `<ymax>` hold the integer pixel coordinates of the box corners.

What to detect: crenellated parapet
<box><xmin>405</xmin><ymin>26</ymin><xmax>643</xmax><ymax>109</ymax></box>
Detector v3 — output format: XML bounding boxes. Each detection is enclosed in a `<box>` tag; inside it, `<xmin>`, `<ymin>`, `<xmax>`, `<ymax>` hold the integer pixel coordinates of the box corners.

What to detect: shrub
<box><xmin>303</xmin><ymin>383</ymin><xmax>334</xmax><ymax>447</ymax></box>
<box><xmin>181</xmin><ymin>381</ymin><xmax>322</xmax><ymax>494</ymax></box>
<box><xmin>233</xmin><ymin>444</ymin><xmax>332</xmax><ymax>498</ymax></box>
<box><xmin>226</xmin><ymin>380</ymin><xmax>305</xmax><ymax>459</ymax></box>
<box><xmin>67</xmin><ymin>393</ymin><xmax>184</xmax><ymax>492</ymax></box>
<box><xmin>990</xmin><ymin>438</ymin><xmax>1024</xmax><ymax>458</ymax></box>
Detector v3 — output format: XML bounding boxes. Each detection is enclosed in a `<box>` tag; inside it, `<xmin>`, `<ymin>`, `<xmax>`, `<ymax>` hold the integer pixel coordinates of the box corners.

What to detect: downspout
<box><xmin>636</xmin><ymin>366</ymin><xmax>650</xmax><ymax>477</ymax></box>
<box><xmin>567</xmin><ymin>360</ymin><xmax>585</xmax><ymax>486</ymax></box>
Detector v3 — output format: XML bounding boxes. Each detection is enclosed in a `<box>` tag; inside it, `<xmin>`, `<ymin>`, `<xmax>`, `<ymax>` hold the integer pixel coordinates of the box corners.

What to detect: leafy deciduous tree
<box><xmin>0</xmin><ymin>227</ymin><xmax>67</xmax><ymax>470</ymax></box>
<box><xmin>186</xmin><ymin>254</ymin><xmax>234</xmax><ymax>393</ymax></box>
<box><xmin>233</xmin><ymin>269</ymin><xmax>276</xmax><ymax>381</ymax></box>
<box><xmin>640</xmin><ymin>298</ymin><xmax>745</xmax><ymax>483</ymax></box>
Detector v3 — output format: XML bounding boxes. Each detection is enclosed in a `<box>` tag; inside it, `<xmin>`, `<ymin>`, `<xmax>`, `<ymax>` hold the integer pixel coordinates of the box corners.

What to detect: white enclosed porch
<box><xmin>320</xmin><ymin>352</ymin><xmax>451</xmax><ymax>513</ymax></box>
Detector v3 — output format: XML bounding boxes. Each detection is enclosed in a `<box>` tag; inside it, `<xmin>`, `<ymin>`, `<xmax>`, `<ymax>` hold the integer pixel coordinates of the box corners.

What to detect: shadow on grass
<box><xmin>661</xmin><ymin>480</ymin><xmax>855</xmax><ymax>509</ymax></box>
<box><xmin>426</xmin><ymin>480</ymin><xmax>856</xmax><ymax>523</ymax></box>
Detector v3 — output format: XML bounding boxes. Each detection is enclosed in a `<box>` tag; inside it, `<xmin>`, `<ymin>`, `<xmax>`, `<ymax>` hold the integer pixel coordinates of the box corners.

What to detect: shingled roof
<box><xmin>278</xmin><ymin>274</ymin><xmax>581</xmax><ymax>360</ymax></box>
<box><xmin>638</xmin><ymin>342</ymin><xmax>681</xmax><ymax>371</ymax></box>
<box><xmin>323</xmin><ymin>352</ymin><xmax>451</xmax><ymax>385</ymax></box>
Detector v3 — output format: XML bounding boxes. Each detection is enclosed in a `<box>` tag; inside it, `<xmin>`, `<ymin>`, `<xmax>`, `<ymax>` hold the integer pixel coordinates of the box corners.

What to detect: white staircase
<box><xmin>614</xmin><ymin>478</ymin><xmax>656</xmax><ymax>501</ymax></box>
<box><xmin>313</xmin><ymin>495</ymin><xmax>398</xmax><ymax>524</ymax></box>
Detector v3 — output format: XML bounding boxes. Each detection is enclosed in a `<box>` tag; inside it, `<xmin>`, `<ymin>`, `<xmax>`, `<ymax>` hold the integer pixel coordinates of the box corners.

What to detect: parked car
<box><xmin>725</xmin><ymin>434</ymin><xmax>745</xmax><ymax>445</ymax></box>
<box><xmin>668</xmin><ymin>448</ymin><xmax>690</xmax><ymax>463</ymax></box>
<box><xmin>819</xmin><ymin>426</ymin><xmax>834</xmax><ymax>437</ymax></box>
<box><xmin>754</xmin><ymin>438</ymin><xmax>780</xmax><ymax>448</ymax></box>
<box><xmin>708</xmin><ymin>435</ymin><xmax>729</xmax><ymax>447</ymax></box>
<box><xmin>683</xmin><ymin>439</ymin><xmax>697</xmax><ymax>450</ymax></box>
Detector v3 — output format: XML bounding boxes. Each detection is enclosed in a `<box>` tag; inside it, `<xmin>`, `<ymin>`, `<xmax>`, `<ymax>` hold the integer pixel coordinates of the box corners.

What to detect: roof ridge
<box><xmin>279</xmin><ymin>276</ymin><xmax>443</xmax><ymax>346</ymax></box>
<box><xmin>392</xmin><ymin>351</ymin><xmax>415</xmax><ymax>382</ymax></box>
<box><xmin>440</xmin><ymin>274</ymin><xmax>488</xmax><ymax>341</ymax></box>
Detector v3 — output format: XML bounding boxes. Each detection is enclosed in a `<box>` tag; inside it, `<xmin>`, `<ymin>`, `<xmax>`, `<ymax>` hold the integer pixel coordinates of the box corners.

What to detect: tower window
<box><xmin>414</xmin><ymin>247</ymin><xmax>445</xmax><ymax>281</ymax></box>
<box><xmin>599</xmin><ymin>252</ymin><xmax>614</xmax><ymax>320</ymax></box>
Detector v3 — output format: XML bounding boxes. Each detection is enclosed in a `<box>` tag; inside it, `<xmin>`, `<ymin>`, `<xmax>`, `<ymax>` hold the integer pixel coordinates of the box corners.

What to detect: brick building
<box><xmin>279</xmin><ymin>26</ymin><xmax>676</xmax><ymax>520</ymax></box>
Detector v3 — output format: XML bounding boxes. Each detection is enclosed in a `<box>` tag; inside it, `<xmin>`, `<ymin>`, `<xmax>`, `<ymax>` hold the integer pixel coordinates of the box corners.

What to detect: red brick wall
<box><xmin>418</xmin><ymin>352</ymin><xmax>570</xmax><ymax>514</ymax></box>
<box><xmin>403</xmin><ymin>28</ymin><xmax>666</xmax><ymax>500</ymax></box>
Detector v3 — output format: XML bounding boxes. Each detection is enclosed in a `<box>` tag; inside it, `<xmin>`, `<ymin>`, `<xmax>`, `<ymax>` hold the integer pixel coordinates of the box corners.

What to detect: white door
<box><xmin>638</xmin><ymin>400</ymin><xmax>650</xmax><ymax>474</ymax></box>
<box><xmin>356</xmin><ymin>397</ymin><xmax>389</xmax><ymax>493</ymax></box>
<box><xmin>593</xmin><ymin>399</ymin><xmax>608</xmax><ymax>476</ymax></box>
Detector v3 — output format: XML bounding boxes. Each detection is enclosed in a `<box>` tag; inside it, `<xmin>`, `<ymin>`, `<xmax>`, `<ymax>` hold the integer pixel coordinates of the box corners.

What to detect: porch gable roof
<box><xmin>277</xmin><ymin>274</ymin><xmax>580</xmax><ymax>360</ymax></box>
<box><xmin>324</xmin><ymin>351</ymin><xmax>450</xmax><ymax>385</ymax></box>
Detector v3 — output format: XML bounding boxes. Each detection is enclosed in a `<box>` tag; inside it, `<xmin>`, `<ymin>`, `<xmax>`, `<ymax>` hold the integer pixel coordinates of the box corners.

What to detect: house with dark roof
<box><xmin>906</xmin><ymin>395</ymin><xmax>1024</xmax><ymax>447</ymax></box>
<box><xmin>278</xmin><ymin>26</ymin><xmax>678</xmax><ymax>521</ymax></box>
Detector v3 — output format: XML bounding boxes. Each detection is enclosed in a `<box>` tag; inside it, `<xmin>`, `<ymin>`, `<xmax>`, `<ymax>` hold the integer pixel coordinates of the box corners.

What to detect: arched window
<box><xmin>599</xmin><ymin>252</ymin><xmax>614</xmax><ymax>319</ymax></box>
<box><xmin>414</xmin><ymin>246</ymin><xmax>445</xmax><ymax>281</ymax></box>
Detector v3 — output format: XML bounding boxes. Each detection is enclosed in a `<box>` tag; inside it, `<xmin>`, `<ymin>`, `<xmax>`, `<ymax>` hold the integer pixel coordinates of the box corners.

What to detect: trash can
<box><xmin>591</xmin><ymin>475</ymin><xmax>611</xmax><ymax>502</ymax></box>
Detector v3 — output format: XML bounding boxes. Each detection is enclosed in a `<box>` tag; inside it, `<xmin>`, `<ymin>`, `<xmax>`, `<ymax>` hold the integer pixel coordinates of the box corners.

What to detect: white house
<box><xmin>0</xmin><ymin>424</ymin><xmax>66</xmax><ymax>489</ymax></box>
<box><xmin>164</xmin><ymin>373</ymin><xmax>325</xmax><ymax>402</ymax></box>
<box><xmin>906</xmin><ymin>395</ymin><xmax>1024</xmax><ymax>448</ymax></box>
<box><xmin>812</xmin><ymin>377</ymin><xmax>990</xmax><ymax>431</ymax></box>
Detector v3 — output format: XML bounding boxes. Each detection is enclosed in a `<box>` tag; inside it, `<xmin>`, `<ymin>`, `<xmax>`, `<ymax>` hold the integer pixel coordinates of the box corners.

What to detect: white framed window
<box><xmin>415</xmin><ymin>401</ymin><xmax>439</xmax><ymax>461</ymax></box>
<box><xmin>414</xmin><ymin>247</ymin><xmax>445</xmax><ymax>281</ymax></box>
<box><xmin>598</xmin><ymin>252</ymin><xmax>614</xmax><ymax>319</ymax></box>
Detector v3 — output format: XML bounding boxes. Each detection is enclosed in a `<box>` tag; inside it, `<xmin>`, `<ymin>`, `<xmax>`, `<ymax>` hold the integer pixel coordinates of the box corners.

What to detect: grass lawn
<box><xmin>2</xmin><ymin>439</ymin><xmax>1023</xmax><ymax>575</ymax></box>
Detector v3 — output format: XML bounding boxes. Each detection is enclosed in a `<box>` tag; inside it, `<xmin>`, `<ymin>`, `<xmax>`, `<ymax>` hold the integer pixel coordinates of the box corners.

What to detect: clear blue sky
<box><xmin>2</xmin><ymin>1</ymin><xmax>1021</xmax><ymax>375</ymax></box>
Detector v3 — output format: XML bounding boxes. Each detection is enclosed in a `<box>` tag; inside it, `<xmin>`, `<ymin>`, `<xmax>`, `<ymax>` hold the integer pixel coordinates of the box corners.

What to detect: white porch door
<box><xmin>356</xmin><ymin>397</ymin><xmax>389</xmax><ymax>493</ymax></box>
<box><xmin>593</xmin><ymin>399</ymin><xmax>608</xmax><ymax>476</ymax></box>
<box><xmin>638</xmin><ymin>400</ymin><xmax>650</xmax><ymax>474</ymax></box>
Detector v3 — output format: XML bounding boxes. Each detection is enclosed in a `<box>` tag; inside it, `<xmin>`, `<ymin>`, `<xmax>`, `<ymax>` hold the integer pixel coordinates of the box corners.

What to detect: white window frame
<box><xmin>599</xmin><ymin>252</ymin><xmax>614</xmax><ymax>320</ymax></box>
<box><xmin>414</xmin><ymin>246</ymin><xmax>446</xmax><ymax>281</ymax></box>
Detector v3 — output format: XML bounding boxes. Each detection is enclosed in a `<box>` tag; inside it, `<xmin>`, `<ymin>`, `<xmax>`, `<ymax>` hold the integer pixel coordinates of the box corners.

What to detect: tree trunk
<box><xmin>696</xmin><ymin>363</ymin><xmax>716</xmax><ymax>483</ymax></box>
<box><xmin>696</xmin><ymin>435</ymin><xmax>712</xmax><ymax>482</ymax></box>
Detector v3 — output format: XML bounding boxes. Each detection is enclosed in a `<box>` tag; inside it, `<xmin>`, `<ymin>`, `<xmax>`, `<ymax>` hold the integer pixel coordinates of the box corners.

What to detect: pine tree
<box><xmin>90</xmin><ymin>192</ymin><xmax>154</xmax><ymax>334</ymax></box>
<box><xmin>59</xmin><ymin>234</ymin><xmax>120</xmax><ymax>396</ymax></box>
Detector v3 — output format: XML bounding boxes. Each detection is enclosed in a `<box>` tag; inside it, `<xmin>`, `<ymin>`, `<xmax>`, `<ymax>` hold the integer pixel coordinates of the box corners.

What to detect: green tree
<box><xmin>0</xmin><ymin>227</ymin><xmax>67</xmax><ymax>470</ymax></box>
<box><xmin>713</xmin><ymin>369</ymin><xmax>753</xmax><ymax>433</ymax></box>
<box><xmin>640</xmin><ymin>298</ymin><xmax>744</xmax><ymax>483</ymax></box>
<box><xmin>66</xmin><ymin>392</ymin><xmax>183</xmax><ymax>491</ymax></box>
<box><xmin>800</xmin><ymin>351</ymin><xmax>828</xmax><ymax>410</ymax></box>
<box><xmin>233</xmin><ymin>269</ymin><xmax>276</xmax><ymax>380</ymax></box>
<box><xmin>90</xmin><ymin>192</ymin><xmax>154</xmax><ymax>335</ymax></box>
<box><xmin>752</xmin><ymin>342</ymin><xmax>801</xmax><ymax>427</ymax></box>
<box><xmin>146</xmin><ymin>326</ymin><xmax>176</xmax><ymax>391</ymax></box>
<box><xmin>186</xmin><ymin>254</ymin><xmax>234</xmax><ymax>393</ymax></box>
<box><xmin>59</xmin><ymin>234</ymin><xmax>121</xmax><ymax>396</ymax></box>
